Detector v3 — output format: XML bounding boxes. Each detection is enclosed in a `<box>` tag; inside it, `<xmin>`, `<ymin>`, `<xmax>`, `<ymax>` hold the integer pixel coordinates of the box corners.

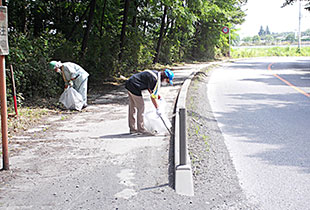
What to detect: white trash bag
<box><xmin>144</xmin><ymin>98</ymin><xmax>172</xmax><ymax>134</ymax></box>
<box><xmin>59</xmin><ymin>87</ymin><xmax>83</xmax><ymax>111</ymax></box>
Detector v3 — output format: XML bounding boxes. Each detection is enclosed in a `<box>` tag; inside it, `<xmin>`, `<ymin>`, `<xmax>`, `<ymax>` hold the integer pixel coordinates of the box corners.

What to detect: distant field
<box><xmin>231</xmin><ymin>46</ymin><xmax>310</xmax><ymax>58</ymax></box>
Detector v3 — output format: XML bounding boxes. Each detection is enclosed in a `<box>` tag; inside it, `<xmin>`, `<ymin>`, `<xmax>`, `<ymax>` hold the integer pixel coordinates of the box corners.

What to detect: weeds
<box><xmin>195</xmin><ymin>124</ymin><xmax>200</xmax><ymax>136</ymax></box>
<box><xmin>202</xmin><ymin>134</ymin><xmax>210</xmax><ymax>152</ymax></box>
<box><xmin>232</xmin><ymin>46</ymin><xmax>310</xmax><ymax>58</ymax></box>
<box><xmin>1</xmin><ymin>107</ymin><xmax>53</xmax><ymax>138</ymax></box>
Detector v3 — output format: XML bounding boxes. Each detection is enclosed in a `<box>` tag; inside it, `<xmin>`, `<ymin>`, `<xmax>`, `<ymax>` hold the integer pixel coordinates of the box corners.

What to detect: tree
<box><xmin>99</xmin><ymin>0</ymin><xmax>108</xmax><ymax>37</ymax></box>
<box><xmin>265</xmin><ymin>35</ymin><xmax>274</xmax><ymax>43</ymax></box>
<box><xmin>258</xmin><ymin>26</ymin><xmax>265</xmax><ymax>36</ymax></box>
<box><xmin>81</xmin><ymin>0</ymin><xmax>97</xmax><ymax>55</ymax></box>
<box><xmin>153</xmin><ymin>4</ymin><xmax>168</xmax><ymax>64</ymax></box>
<box><xmin>119</xmin><ymin>0</ymin><xmax>131</xmax><ymax>61</ymax></box>
<box><xmin>253</xmin><ymin>35</ymin><xmax>261</xmax><ymax>43</ymax></box>
<box><xmin>282</xmin><ymin>0</ymin><xmax>310</xmax><ymax>10</ymax></box>
<box><xmin>266</xmin><ymin>26</ymin><xmax>271</xmax><ymax>35</ymax></box>
<box><xmin>242</xmin><ymin>36</ymin><xmax>253</xmax><ymax>43</ymax></box>
<box><xmin>285</xmin><ymin>33</ymin><xmax>296</xmax><ymax>42</ymax></box>
<box><xmin>5</xmin><ymin>0</ymin><xmax>247</xmax><ymax>100</ymax></box>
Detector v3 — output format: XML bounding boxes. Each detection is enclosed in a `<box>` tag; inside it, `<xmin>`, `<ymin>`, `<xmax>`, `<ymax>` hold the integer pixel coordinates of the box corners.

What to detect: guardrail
<box><xmin>173</xmin><ymin>63</ymin><xmax>217</xmax><ymax>195</ymax></box>
<box><xmin>173</xmin><ymin>62</ymin><xmax>221</xmax><ymax>196</ymax></box>
<box><xmin>174</xmin><ymin>71</ymin><xmax>196</xmax><ymax>196</ymax></box>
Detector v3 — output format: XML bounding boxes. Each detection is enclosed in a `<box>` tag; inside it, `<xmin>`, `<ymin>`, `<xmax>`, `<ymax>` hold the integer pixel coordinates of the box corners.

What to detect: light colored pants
<box><xmin>128</xmin><ymin>91</ymin><xmax>146</xmax><ymax>132</ymax></box>
<box><xmin>74</xmin><ymin>78</ymin><xmax>88</xmax><ymax>106</ymax></box>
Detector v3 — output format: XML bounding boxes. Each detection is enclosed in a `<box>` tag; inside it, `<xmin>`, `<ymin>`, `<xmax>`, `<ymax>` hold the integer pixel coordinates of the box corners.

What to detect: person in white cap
<box><xmin>49</xmin><ymin>61</ymin><xmax>89</xmax><ymax>108</ymax></box>
<box><xmin>125</xmin><ymin>69</ymin><xmax>174</xmax><ymax>135</ymax></box>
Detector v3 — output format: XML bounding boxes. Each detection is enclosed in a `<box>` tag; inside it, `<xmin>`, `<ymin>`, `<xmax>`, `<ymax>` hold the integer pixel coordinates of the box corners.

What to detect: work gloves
<box><xmin>156</xmin><ymin>108</ymin><xmax>162</xmax><ymax>116</ymax></box>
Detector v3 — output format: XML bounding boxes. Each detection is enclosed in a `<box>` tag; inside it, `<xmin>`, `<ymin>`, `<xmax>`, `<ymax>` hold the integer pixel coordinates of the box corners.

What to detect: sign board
<box><xmin>222</xmin><ymin>26</ymin><xmax>229</xmax><ymax>34</ymax></box>
<box><xmin>0</xmin><ymin>6</ymin><xmax>8</xmax><ymax>55</ymax></box>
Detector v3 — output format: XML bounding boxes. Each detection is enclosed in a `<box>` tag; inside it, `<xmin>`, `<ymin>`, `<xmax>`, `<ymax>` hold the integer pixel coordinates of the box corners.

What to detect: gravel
<box><xmin>185</xmin><ymin>69</ymin><xmax>258</xmax><ymax>209</ymax></box>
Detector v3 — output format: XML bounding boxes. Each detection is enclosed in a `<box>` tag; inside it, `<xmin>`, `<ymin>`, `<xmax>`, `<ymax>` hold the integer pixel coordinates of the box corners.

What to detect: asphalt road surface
<box><xmin>208</xmin><ymin>57</ymin><xmax>310</xmax><ymax>210</ymax></box>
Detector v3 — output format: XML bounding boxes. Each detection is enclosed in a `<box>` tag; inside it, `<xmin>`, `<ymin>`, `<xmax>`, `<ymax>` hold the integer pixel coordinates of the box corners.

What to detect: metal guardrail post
<box><xmin>179</xmin><ymin>108</ymin><xmax>186</xmax><ymax>165</ymax></box>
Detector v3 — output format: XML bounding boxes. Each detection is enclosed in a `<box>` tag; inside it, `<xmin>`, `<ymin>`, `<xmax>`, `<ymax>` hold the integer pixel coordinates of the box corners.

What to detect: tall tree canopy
<box><xmin>5</xmin><ymin>0</ymin><xmax>246</xmax><ymax>101</ymax></box>
<box><xmin>282</xmin><ymin>0</ymin><xmax>310</xmax><ymax>10</ymax></box>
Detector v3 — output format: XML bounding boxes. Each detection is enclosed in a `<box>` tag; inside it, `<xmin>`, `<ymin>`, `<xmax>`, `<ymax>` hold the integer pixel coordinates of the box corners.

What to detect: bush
<box><xmin>232</xmin><ymin>46</ymin><xmax>310</xmax><ymax>58</ymax></box>
<box><xmin>6</xmin><ymin>32</ymin><xmax>66</xmax><ymax>104</ymax></box>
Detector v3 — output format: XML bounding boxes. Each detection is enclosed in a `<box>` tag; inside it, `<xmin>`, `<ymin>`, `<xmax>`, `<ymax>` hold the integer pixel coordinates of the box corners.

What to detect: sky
<box><xmin>237</xmin><ymin>0</ymin><xmax>310</xmax><ymax>38</ymax></box>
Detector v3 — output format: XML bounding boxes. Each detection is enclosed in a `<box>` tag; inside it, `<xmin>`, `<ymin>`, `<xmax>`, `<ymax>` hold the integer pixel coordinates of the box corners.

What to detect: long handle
<box><xmin>158</xmin><ymin>114</ymin><xmax>172</xmax><ymax>135</ymax></box>
<box><xmin>10</xmin><ymin>65</ymin><xmax>18</xmax><ymax>116</ymax></box>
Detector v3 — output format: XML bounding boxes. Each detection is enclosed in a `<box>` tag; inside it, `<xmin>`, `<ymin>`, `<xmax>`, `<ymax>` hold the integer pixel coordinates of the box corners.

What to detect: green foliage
<box><xmin>232</xmin><ymin>46</ymin><xmax>310</xmax><ymax>58</ymax></box>
<box><xmin>241</xmin><ymin>29</ymin><xmax>310</xmax><ymax>46</ymax></box>
<box><xmin>6</xmin><ymin>32</ymin><xmax>65</xmax><ymax>103</ymax></box>
<box><xmin>5</xmin><ymin>0</ymin><xmax>247</xmax><ymax>102</ymax></box>
<box><xmin>285</xmin><ymin>33</ymin><xmax>296</xmax><ymax>42</ymax></box>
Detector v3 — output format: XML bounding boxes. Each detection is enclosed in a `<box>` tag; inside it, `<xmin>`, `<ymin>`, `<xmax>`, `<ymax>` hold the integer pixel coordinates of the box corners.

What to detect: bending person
<box><xmin>49</xmin><ymin>61</ymin><xmax>89</xmax><ymax>108</ymax></box>
<box><xmin>125</xmin><ymin>69</ymin><xmax>174</xmax><ymax>135</ymax></box>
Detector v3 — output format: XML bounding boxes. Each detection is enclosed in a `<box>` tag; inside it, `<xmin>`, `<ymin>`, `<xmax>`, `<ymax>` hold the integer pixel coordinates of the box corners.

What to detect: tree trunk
<box><xmin>33</xmin><ymin>4</ymin><xmax>44</xmax><ymax>37</ymax></box>
<box><xmin>132</xmin><ymin>0</ymin><xmax>138</xmax><ymax>28</ymax></box>
<box><xmin>119</xmin><ymin>0</ymin><xmax>130</xmax><ymax>61</ymax></box>
<box><xmin>67</xmin><ymin>3</ymin><xmax>90</xmax><ymax>40</ymax></box>
<box><xmin>153</xmin><ymin>5</ymin><xmax>168</xmax><ymax>64</ymax></box>
<box><xmin>99</xmin><ymin>0</ymin><xmax>107</xmax><ymax>37</ymax></box>
<box><xmin>22</xmin><ymin>2</ymin><xmax>29</xmax><ymax>34</ymax></box>
<box><xmin>81</xmin><ymin>0</ymin><xmax>96</xmax><ymax>55</ymax></box>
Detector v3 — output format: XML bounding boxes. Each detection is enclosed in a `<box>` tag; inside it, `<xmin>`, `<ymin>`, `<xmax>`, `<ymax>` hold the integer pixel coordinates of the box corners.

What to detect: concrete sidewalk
<box><xmin>0</xmin><ymin>64</ymin><xmax>209</xmax><ymax>209</ymax></box>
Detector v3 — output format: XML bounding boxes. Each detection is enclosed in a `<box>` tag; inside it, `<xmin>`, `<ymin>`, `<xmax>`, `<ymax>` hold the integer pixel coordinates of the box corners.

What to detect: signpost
<box><xmin>222</xmin><ymin>26</ymin><xmax>231</xmax><ymax>57</ymax></box>
<box><xmin>0</xmin><ymin>0</ymin><xmax>9</xmax><ymax>170</ymax></box>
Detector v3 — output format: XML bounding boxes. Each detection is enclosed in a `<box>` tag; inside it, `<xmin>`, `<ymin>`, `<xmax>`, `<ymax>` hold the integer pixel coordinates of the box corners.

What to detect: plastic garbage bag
<box><xmin>144</xmin><ymin>98</ymin><xmax>172</xmax><ymax>134</ymax></box>
<box><xmin>59</xmin><ymin>87</ymin><xmax>83</xmax><ymax>111</ymax></box>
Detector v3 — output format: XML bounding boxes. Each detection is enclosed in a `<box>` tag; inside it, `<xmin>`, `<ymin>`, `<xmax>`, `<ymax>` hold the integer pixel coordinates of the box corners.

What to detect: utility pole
<box><xmin>229</xmin><ymin>28</ymin><xmax>231</xmax><ymax>57</ymax></box>
<box><xmin>0</xmin><ymin>0</ymin><xmax>9</xmax><ymax>170</ymax></box>
<box><xmin>298</xmin><ymin>0</ymin><xmax>302</xmax><ymax>51</ymax></box>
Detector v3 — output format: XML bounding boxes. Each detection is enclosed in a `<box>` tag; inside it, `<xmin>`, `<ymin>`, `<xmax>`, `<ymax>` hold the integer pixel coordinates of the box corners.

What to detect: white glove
<box><xmin>68</xmin><ymin>80</ymin><xmax>73</xmax><ymax>87</ymax></box>
<box><xmin>156</xmin><ymin>108</ymin><xmax>162</xmax><ymax>116</ymax></box>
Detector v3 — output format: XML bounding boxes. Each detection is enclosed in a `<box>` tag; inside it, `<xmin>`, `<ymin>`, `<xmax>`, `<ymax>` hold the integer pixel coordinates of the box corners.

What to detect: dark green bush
<box><xmin>6</xmin><ymin>32</ymin><xmax>65</xmax><ymax>104</ymax></box>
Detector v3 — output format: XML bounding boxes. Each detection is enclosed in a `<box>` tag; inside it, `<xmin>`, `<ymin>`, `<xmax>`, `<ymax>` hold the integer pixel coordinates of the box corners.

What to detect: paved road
<box><xmin>208</xmin><ymin>57</ymin><xmax>310</xmax><ymax>210</ymax></box>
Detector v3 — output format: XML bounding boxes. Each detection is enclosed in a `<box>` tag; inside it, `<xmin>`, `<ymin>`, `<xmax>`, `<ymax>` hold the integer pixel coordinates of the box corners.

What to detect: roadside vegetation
<box><xmin>2</xmin><ymin>0</ymin><xmax>247</xmax><ymax>136</ymax></box>
<box><xmin>6</xmin><ymin>1</ymin><xmax>246</xmax><ymax>101</ymax></box>
<box><xmin>232</xmin><ymin>46</ymin><xmax>310</xmax><ymax>58</ymax></box>
<box><xmin>240</xmin><ymin>28</ymin><xmax>310</xmax><ymax>47</ymax></box>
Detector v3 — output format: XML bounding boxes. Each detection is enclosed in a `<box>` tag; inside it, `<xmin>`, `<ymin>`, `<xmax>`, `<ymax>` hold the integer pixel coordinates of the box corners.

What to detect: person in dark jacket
<box><xmin>125</xmin><ymin>69</ymin><xmax>174</xmax><ymax>134</ymax></box>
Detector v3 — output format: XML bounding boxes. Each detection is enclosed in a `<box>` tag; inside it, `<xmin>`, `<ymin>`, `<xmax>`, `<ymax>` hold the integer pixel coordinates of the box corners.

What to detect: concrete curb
<box><xmin>174</xmin><ymin>63</ymin><xmax>216</xmax><ymax>196</ymax></box>
<box><xmin>174</xmin><ymin>71</ymin><xmax>195</xmax><ymax>196</ymax></box>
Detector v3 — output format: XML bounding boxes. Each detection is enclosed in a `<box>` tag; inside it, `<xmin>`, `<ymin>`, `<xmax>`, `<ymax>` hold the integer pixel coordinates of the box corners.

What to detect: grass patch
<box><xmin>3</xmin><ymin>107</ymin><xmax>52</xmax><ymax>138</ymax></box>
<box><xmin>232</xmin><ymin>46</ymin><xmax>310</xmax><ymax>58</ymax></box>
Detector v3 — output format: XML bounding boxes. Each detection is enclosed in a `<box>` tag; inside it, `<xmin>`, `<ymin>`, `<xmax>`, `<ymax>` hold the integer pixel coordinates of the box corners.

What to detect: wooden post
<box><xmin>0</xmin><ymin>0</ymin><xmax>9</xmax><ymax>170</ymax></box>
<box><xmin>0</xmin><ymin>56</ymin><xmax>9</xmax><ymax>170</ymax></box>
